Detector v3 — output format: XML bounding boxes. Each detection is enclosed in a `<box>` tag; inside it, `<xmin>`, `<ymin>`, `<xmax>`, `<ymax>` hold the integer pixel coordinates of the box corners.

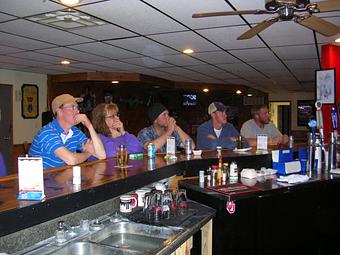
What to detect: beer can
<box><xmin>147</xmin><ymin>143</ymin><xmax>155</xmax><ymax>158</ymax></box>
<box><xmin>185</xmin><ymin>139</ymin><xmax>192</xmax><ymax>155</ymax></box>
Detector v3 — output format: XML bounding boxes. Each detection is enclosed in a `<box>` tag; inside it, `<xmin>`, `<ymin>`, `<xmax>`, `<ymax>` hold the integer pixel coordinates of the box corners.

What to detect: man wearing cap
<box><xmin>137</xmin><ymin>103</ymin><xmax>194</xmax><ymax>152</ymax></box>
<box><xmin>29</xmin><ymin>94</ymin><xmax>106</xmax><ymax>169</ymax></box>
<box><xmin>241</xmin><ymin>105</ymin><xmax>288</xmax><ymax>146</ymax></box>
<box><xmin>197</xmin><ymin>102</ymin><xmax>241</xmax><ymax>149</ymax></box>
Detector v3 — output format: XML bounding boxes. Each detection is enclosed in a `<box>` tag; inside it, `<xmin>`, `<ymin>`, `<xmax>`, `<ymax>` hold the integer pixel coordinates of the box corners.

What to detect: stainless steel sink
<box><xmin>48</xmin><ymin>241</ymin><xmax>117</xmax><ymax>255</ymax></box>
<box><xmin>89</xmin><ymin>221</ymin><xmax>184</xmax><ymax>254</ymax></box>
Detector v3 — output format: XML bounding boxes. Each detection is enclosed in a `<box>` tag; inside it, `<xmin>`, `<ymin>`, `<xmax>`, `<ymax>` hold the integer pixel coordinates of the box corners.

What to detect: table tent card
<box><xmin>256</xmin><ymin>134</ymin><xmax>268</xmax><ymax>151</ymax></box>
<box><xmin>17</xmin><ymin>156</ymin><xmax>45</xmax><ymax>201</ymax></box>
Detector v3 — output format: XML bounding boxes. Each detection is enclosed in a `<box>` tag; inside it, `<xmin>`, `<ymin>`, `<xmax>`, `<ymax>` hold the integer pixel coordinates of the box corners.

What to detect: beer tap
<box><xmin>315</xmin><ymin>101</ymin><xmax>327</xmax><ymax>172</ymax></box>
<box><xmin>329</xmin><ymin>106</ymin><xmax>338</xmax><ymax>170</ymax></box>
<box><xmin>315</xmin><ymin>101</ymin><xmax>324</xmax><ymax>139</ymax></box>
<box><xmin>307</xmin><ymin>119</ymin><xmax>317</xmax><ymax>173</ymax></box>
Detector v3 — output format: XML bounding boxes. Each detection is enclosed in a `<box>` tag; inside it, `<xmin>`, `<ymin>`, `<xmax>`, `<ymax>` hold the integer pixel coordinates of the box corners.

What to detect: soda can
<box><xmin>185</xmin><ymin>139</ymin><xmax>192</xmax><ymax>155</ymax></box>
<box><xmin>147</xmin><ymin>143</ymin><xmax>155</xmax><ymax>158</ymax></box>
<box><xmin>148</xmin><ymin>158</ymin><xmax>155</xmax><ymax>170</ymax></box>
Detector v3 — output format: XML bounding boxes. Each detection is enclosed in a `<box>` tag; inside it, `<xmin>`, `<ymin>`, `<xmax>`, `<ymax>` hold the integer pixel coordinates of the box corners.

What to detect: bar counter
<box><xmin>180</xmin><ymin>171</ymin><xmax>340</xmax><ymax>255</ymax></box>
<box><xmin>0</xmin><ymin>148</ymin><xmax>271</xmax><ymax>238</ymax></box>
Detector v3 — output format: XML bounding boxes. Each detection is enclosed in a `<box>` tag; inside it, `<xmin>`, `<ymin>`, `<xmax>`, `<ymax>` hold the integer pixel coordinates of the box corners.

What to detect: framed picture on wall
<box><xmin>297</xmin><ymin>100</ymin><xmax>315</xmax><ymax>126</ymax></box>
<box><xmin>316</xmin><ymin>68</ymin><xmax>336</xmax><ymax>104</ymax></box>
<box><xmin>21</xmin><ymin>84</ymin><xmax>39</xmax><ymax>119</ymax></box>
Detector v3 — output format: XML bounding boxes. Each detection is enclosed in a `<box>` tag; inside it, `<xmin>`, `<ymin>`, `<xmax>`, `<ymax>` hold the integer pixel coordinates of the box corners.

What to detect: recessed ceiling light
<box><xmin>247</xmin><ymin>94</ymin><xmax>253</xmax><ymax>97</ymax></box>
<box><xmin>153</xmin><ymin>85</ymin><xmax>160</xmax><ymax>89</ymax></box>
<box><xmin>60</xmin><ymin>0</ymin><xmax>81</xmax><ymax>6</ymax></box>
<box><xmin>111</xmin><ymin>81</ymin><xmax>119</xmax><ymax>84</ymax></box>
<box><xmin>182</xmin><ymin>48</ymin><xmax>194</xmax><ymax>54</ymax></box>
<box><xmin>61</xmin><ymin>60</ymin><xmax>70</xmax><ymax>65</ymax></box>
<box><xmin>236</xmin><ymin>90</ymin><xmax>242</xmax><ymax>95</ymax></box>
<box><xmin>335</xmin><ymin>38</ymin><xmax>340</xmax><ymax>43</ymax></box>
<box><xmin>202</xmin><ymin>88</ymin><xmax>209</xmax><ymax>93</ymax></box>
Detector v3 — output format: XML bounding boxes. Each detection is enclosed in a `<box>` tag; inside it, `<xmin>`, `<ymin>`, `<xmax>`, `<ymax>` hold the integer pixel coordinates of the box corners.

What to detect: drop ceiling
<box><xmin>0</xmin><ymin>0</ymin><xmax>339</xmax><ymax>93</ymax></box>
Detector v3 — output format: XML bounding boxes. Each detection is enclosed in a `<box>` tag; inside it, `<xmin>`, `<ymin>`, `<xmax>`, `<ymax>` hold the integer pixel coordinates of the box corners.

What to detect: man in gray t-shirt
<box><xmin>241</xmin><ymin>105</ymin><xmax>288</xmax><ymax>147</ymax></box>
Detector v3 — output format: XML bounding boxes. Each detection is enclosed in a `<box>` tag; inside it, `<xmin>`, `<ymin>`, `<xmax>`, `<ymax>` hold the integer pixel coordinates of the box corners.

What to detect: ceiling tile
<box><xmin>0</xmin><ymin>12</ymin><xmax>16</xmax><ymax>22</ymax></box>
<box><xmin>197</xmin><ymin>26</ymin><xmax>266</xmax><ymax>50</ymax></box>
<box><xmin>186</xmin><ymin>64</ymin><xmax>225</xmax><ymax>73</ymax></box>
<box><xmin>284</xmin><ymin>59</ymin><xmax>320</xmax><ymax>70</ymax></box>
<box><xmin>0</xmin><ymin>31</ymin><xmax>54</xmax><ymax>50</ymax></box>
<box><xmin>71</xmin><ymin>24</ymin><xmax>136</xmax><ymax>40</ymax></box>
<box><xmin>153</xmin><ymin>54</ymin><xmax>204</xmax><ymax>66</ymax></box>
<box><xmin>145</xmin><ymin>0</ymin><xmax>246</xmax><ymax>29</ymax></box>
<box><xmin>229</xmin><ymin>48</ymin><xmax>277</xmax><ymax>62</ymax></box>
<box><xmin>0</xmin><ymin>0</ymin><xmax>63</xmax><ymax>17</ymax></box>
<box><xmin>68</xmin><ymin>42</ymin><xmax>141</xmax><ymax>59</ymax></box>
<box><xmin>272</xmin><ymin>45</ymin><xmax>318</xmax><ymax>60</ymax></box>
<box><xmin>106</xmin><ymin>37</ymin><xmax>178</xmax><ymax>57</ymax></box>
<box><xmin>121</xmin><ymin>57</ymin><xmax>173</xmax><ymax>68</ymax></box>
<box><xmin>0</xmin><ymin>55</ymin><xmax>49</xmax><ymax>67</ymax></box>
<box><xmin>8</xmin><ymin>51</ymin><xmax>64</xmax><ymax>64</ymax></box>
<box><xmin>193</xmin><ymin>50</ymin><xmax>241</xmax><ymax>64</ymax></box>
<box><xmin>37</xmin><ymin>47</ymin><xmax>108</xmax><ymax>62</ymax></box>
<box><xmin>0</xmin><ymin>20</ymin><xmax>93</xmax><ymax>46</ymax></box>
<box><xmin>92</xmin><ymin>60</ymin><xmax>145</xmax><ymax>71</ymax></box>
<box><xmin>148</xmin><ymin>31</ymin><xmax>220</xmax><ymax>52</ymax></box>
<box><xmin>78</xmin><ymin>0</ymin><xmax>187</xmax><ymax>35</ymax></box>
<box><xmin>154</xmin><ymin>67</ymin><xmax>199</xmax><ymax>76</ymax></box>
<box><xmin>0</xmin><ymin>45</ymin><xmax>24</xmax><ymax>55</ymax></box>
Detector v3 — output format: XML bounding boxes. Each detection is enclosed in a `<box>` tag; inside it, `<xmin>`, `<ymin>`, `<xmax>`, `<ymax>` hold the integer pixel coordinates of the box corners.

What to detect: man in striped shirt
<box><xmin>29</xmin><ymin>94</ymin><xmax>106</xmax><ymax>169</ymax></box>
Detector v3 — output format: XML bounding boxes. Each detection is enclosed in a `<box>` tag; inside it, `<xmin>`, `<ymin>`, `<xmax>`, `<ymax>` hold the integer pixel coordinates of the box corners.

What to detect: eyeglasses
<box><xmin>105</xmin><ymin>113</ymin><xmax>120</xmax><ymax>119</ymax></box>
<box><xmin>61</xmin><ymin>105</ymin><xmax>79</xmax><ymax>111</ymax></box>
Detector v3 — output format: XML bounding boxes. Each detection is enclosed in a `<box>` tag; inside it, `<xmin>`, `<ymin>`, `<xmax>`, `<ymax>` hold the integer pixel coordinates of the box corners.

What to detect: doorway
<box><xmin>0</xmin><ymin>84</ymin><xmax>13</xmax><ymax>175</ymax></box>
<box><xmin>269</xmin><ymin>102</ymin><xmax>291</xmax><ymax>135</ymax></box>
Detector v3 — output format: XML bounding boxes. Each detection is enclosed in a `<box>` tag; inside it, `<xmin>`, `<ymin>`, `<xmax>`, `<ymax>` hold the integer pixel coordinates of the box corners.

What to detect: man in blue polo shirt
<box><xmin>29</xmin><ymin>94</ymin><xmax>106</xmax><ymax>169</ymax></box>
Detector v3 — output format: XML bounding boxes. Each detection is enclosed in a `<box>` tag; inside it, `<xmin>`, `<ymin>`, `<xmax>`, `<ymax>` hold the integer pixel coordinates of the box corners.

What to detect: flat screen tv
<box><xmin>183</xmin><ymin>94</ymin><xmax>197</xmax><ymax>106</ymax></box>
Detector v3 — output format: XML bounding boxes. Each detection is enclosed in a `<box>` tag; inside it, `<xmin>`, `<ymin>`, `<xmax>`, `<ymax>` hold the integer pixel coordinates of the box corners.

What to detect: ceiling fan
<box><xmin>192</xmin><ymin>0</ymin><xmax>340</xmax><ymax>40</ymax></box>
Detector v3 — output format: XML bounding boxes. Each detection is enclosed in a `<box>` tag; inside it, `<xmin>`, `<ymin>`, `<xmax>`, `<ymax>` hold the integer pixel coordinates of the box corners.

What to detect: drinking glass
<box><xmin>176</xmin><ymin>189</ymin><xmax>188</xmax><ymax>215</ymax></box>
<box><xmin>162</xmin><ymin>189</ymin><xmax>174</xmax><ymax>219</ymax></box>
<box><xmin>116</xmin><ymin>145</ymin><xmax>128</xmax><ymax>167</ymax></box>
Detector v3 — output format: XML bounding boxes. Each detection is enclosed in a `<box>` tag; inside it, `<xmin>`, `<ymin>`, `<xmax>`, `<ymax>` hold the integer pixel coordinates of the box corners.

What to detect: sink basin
<box><xmin>48</xmin><ymin>241</ymin><xmax>117</xmax><ymax>255</ymax></box>
<box><xmin>89</xmin><ymin>221</ymin><xmax>183</xmax><ymax>254</ymax></box>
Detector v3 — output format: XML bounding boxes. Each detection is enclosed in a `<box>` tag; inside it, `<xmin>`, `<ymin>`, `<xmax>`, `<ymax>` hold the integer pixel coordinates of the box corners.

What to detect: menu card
<box><xmin>166</xmin><ymin>136</ymin><xmax>176</xmax><ymax>156</ymax></box>
<box><xmin>17</xmin><ymin>156</ymin><xmax>45</xmax><ymax>201</ymax></box>
<box><xmin>257</xmin><ymin>134</ymin><xmax>268</xmax><ymax>151</ymax></box>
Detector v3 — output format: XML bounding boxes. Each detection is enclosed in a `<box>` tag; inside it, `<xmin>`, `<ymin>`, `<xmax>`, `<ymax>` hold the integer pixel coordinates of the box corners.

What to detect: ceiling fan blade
<box><xmin>237</xmin><ymin>18</ymin><xmax>277</xmax><ymax>40</ymax></box>
<box><xmin>315</xmin><ymin>0</ymin><xmax>340</xmax><ymax>12</ymax></box>
<box><xmin>297</xmin><ymin>15</ymin><xmax>340</xmax><ymax>36</ymax></box>
<box><xmin>192</xmin><ymin>9</ymin><xmax>267</xmax><ymax>18</ymax></box>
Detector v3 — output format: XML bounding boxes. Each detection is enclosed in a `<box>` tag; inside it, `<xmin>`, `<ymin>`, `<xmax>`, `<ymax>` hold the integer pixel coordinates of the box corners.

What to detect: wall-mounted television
<box><xmin>183</xmin><ymin>94</ymin><xmax>197</xmax><ymax>106</ymax></box>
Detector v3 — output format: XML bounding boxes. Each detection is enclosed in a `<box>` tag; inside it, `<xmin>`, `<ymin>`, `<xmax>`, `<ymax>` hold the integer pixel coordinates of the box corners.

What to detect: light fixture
<box><xmin>61</xmin><ymin>60</ymin><xmax>70</xmax><ymax>65</ymax></box>
<box><xmin>182</xmin><ymin>48</ymin><xmax>194</xmax><ymax>54</ymax></box>
<box><xmin>202</xmin><ymin>88</ymin><xmax>209</xmax><ymax>93</ymax></box>
<box><xmin>335</xmin><ymin>38</ymin><xmax>340</xmax><ymax>43</ymax></box>
<box><xmin>59</xmin><ymin>0</ymin><xmax>82</xmax><ymax>6</ymax></box>
<box><xmin>111</xmin><ymin>81</ymin><xmax>119</xmax><ymax>84</ymax></box>
<box><xmin>247</xmin><ymin>94</ymin><xmax>253</xmax><ymax>97</ymax></box>
<box><xmin>236</xmin><ymin>90</ymin><xmax>242</xmax><ymax>95</ymax></box>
